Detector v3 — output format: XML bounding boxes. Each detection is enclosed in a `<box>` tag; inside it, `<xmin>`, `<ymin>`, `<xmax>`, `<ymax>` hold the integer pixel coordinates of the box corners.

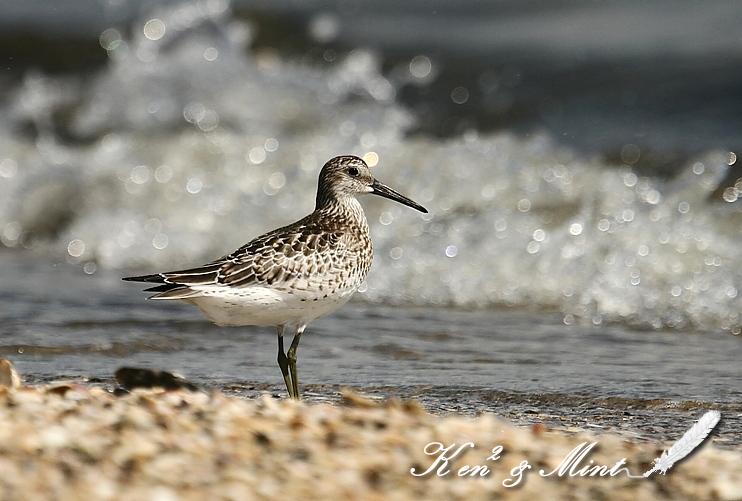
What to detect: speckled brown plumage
<box><xmin>124</xmin><ymin>155</ymin><xmax>427</xmax><ymax>399</ymax></box>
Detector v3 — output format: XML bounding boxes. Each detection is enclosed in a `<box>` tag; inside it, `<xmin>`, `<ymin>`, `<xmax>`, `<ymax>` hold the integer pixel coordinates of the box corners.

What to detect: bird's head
<box><xmin>316</xmin><ymin>155</ymin><xmax>427</xmax><ymax>213</ymax></box>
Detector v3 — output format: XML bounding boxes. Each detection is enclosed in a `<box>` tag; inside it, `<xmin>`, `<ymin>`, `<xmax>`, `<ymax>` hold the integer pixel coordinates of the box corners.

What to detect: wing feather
<box><xmin>123</xmin><ymin>209</ymin><xmax>365</xmax><ymax>297</ymax></box>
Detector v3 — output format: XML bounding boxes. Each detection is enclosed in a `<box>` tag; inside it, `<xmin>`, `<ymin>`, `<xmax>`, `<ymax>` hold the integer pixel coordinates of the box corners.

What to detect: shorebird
<box><xmin>124</xmin><ymin>155</ymin><xmax>427</xmax><ymax>399</ymax></box>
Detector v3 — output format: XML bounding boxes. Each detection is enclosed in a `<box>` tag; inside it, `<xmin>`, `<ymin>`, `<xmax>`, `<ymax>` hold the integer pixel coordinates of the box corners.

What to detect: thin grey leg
<box><xmin>276</xmin><ymin>326</ymin><xmax>294</xmax><ymax>399</ymax></box>
<box><xmin>287</xmin><ymin>324</ymin><xmax>306</xmax><ymax>400</ymax></box>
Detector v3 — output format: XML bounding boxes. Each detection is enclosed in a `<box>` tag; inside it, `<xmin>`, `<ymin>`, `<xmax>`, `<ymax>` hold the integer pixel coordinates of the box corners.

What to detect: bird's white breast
<box><xmin>185</xmin><ymin>283</ymin><xmax>360</xmax><ymax>327</ymax></box>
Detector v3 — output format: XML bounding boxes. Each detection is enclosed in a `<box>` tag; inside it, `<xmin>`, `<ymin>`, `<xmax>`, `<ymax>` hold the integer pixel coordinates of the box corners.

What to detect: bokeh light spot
<box><xmin>143</xmin><ymin>19</ymin><xmax>166</xmax><ymax>41</ymax></box>
<box><xmin>409</xmin><ymin>55</ymin><xmax>432</xmax><ymax>79</ymax></box>
<box><xmin>67</xmin><ymin>239</ymin><xmax>85</xmax><ymax>257</ymax></box>
<box><xmin>363</xmin><ymin>152</ymin><xmax>379</xmax><ymax>167</ymax></box>
<box><xmin>451</xmin><ymin>86</ymin><xmax>469</xmax><ymax>105</ymax></box>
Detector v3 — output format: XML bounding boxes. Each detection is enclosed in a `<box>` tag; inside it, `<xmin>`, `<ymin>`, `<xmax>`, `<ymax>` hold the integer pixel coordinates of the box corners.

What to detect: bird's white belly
<box><xmin>185</xmin><ymin>284</ymin><xmax>359</xmax><ymax>327</ymax></box>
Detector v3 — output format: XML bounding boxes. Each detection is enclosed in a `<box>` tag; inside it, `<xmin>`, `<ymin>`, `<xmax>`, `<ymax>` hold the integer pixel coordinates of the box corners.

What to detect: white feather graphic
<box><xmin>643</xmin><ymin>410</ymin><xmax>721</xmax><ymax>477</ymax></box>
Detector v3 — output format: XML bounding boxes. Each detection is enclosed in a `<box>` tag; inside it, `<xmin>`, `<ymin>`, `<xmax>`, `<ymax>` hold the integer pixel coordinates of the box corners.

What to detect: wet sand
<box><xmin>19</xmin><ymin>374</ymin><xmax>742</xmax><ymax>449</ymax></box>
<box><xmin>1</xmin><ymin>379</ymin><xmax>740</xmax><ymax>500</ymax></box>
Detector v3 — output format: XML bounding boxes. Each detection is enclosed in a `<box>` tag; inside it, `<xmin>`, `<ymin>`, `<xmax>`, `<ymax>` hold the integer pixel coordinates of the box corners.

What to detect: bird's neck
<box><xmin>317</xmin><ymin>195</ymin><xmax>368</xmax><ymax>229</ymax></box>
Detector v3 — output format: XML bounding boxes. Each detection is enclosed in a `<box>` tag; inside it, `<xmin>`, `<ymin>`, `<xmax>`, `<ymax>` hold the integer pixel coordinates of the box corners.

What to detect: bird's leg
<box><xmin>287</xmin><ymin>325</ymin><xmax>306</xmax><ymax>400</ymax></box>
<box><xmin>276</xmin><ymin>326</ymin><xmax>294</xmax><ymax>399</ymax></box>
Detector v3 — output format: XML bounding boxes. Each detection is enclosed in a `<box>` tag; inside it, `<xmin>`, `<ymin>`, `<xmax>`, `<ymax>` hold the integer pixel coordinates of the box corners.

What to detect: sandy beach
<box><xmin>1</xmin><ymin>377</ymin><xmax>740</xmax><ymax>501</ymax></box>
<box><xmin>1</xmin><ymin>3</ymin><xmax>741</xmax><ymax>500</ymax></box>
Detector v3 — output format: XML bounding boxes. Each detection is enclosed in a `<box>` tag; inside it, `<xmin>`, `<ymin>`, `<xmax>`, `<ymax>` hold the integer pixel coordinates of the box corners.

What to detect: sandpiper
<box><xmin>124</xmin><ymin>155</ymin><xmax>427</xmax><ymax>399</ymax></box>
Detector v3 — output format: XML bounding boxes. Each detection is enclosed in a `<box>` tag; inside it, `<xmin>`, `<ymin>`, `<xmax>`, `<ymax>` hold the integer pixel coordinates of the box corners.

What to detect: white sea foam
<box><xmin>0</xmin><ymin>1</ymin><xmax>739</xmax><ymax>333</ymax></box>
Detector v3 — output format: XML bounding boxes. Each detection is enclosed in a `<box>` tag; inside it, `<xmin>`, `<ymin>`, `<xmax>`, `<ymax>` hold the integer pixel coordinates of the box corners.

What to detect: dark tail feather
<box><xmin>122</xmin><ymin>273</ymin><xmax>166</xmax><ymax>283</ymax></box>
<box><xmin>143</xmin><ymin>283</ymin><xmax>181</xmax><ymax>293</ymax></box>
<box><xmin>124</xmin><ymin>263</ymin><xmax>222</xmax><ymax>284</ymax></box>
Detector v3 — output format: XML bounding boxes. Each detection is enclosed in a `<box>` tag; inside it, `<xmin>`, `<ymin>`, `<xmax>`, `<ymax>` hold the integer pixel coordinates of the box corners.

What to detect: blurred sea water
<box><xmin>0</xmin><ymin>0</ymin><xmax>741</xmax><ymax>438</ymax></box>
<box><xmin>2</xmin><ymin>251</ymin><xmax>741</xmax><ymax>446</ymax></box>
<box><xmin>1</xmin><ymin>0</ymin><xmax>740</xmax><ymax>333</ymax></box>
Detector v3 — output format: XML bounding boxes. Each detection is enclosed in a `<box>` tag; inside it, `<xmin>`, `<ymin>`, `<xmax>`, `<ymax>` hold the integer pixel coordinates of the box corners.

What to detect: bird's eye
<box><xmin>348</xmin><ymin>167</ymin><xmax>359</xmax><ymax>176</ymax></box>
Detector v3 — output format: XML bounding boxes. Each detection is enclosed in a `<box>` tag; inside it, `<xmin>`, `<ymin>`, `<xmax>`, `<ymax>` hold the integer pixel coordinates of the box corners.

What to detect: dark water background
<box><xmin>0</xmin><ymin>1</ymin><xmax>740</xmax><ymax>447</ymax></box>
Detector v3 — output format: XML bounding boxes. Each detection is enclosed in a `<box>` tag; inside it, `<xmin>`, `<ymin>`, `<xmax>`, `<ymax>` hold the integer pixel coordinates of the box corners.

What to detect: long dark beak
<box><xmin>370</xmin><ymin>179</ymin><xmax>428</xmax><ymax>213</ymax></box>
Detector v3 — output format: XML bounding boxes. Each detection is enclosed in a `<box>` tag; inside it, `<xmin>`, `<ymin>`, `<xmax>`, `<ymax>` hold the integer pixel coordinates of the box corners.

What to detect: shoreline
<box><xmin>17</xmin><ymin>371</ymin><xmax>742</xmax><ymax>449</ymax></box>
<box><xmin>1</xmin><ymin>378</ymin><xmax>740</xmax><ymax>500</ymax></box>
